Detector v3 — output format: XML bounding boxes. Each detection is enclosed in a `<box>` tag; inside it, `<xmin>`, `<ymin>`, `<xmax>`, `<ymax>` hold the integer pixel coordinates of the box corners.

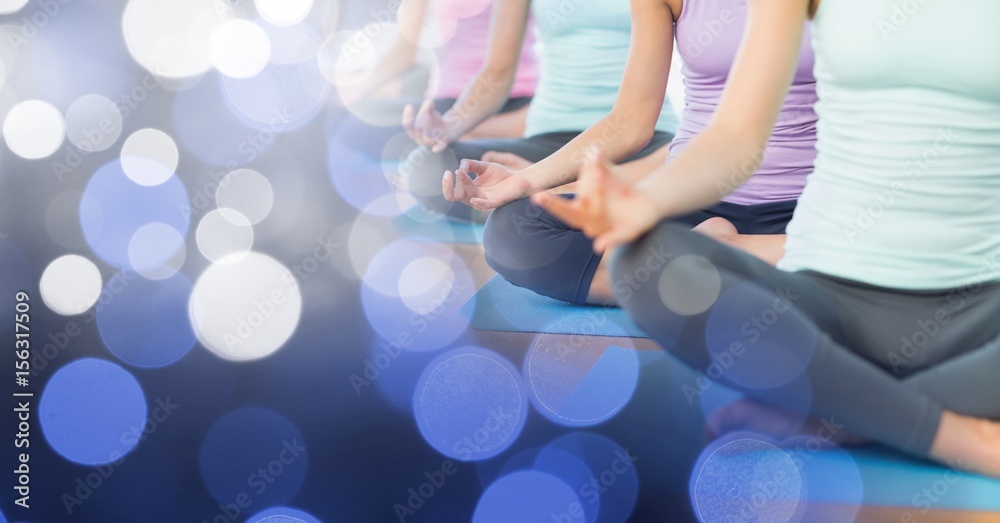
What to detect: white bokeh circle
<box><xmin>39</xmin><ymin>255</ymin><xmax>103</xmax><ymax>315</ymax></box>
<box><xmin>3</xmin><ymin>100</ymin><xmax>65</xmax><ymax>159</ymax></box>
<box><xmin>189</xmin><ymin>252</ymin><xmax>302</xmax><ymax>361</ymax></box>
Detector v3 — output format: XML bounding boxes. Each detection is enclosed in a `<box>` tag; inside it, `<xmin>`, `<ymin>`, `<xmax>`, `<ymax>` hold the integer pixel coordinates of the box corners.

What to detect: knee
<box><xmin>609</xmin><ymin>221</ymin><xmax>690</xmax><ymax>318</ymax></box>
<box><xmin>483</xmin><ymin>199</ymin><xmax>541</xmax><ymax>278</ymax></box>
<box><xmin>401</xmin><ymin>146</ymin><xmax>456</xmax><ymax>201</ymax></box>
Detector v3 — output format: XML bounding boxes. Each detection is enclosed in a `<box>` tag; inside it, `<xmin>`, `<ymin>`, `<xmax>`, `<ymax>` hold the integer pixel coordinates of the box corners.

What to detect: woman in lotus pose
<box><xmin>442</xmin><ymin>0</ymin><xmax>817</xmax><ymax>305</ymax></box>
<box><xmin>336</xmin><ymin>0</ymin><xmax>539</xmax><ymax>158</ymax></box>
<box><xmin>404</xmin><ymin>0</ymin><xmax>680</xmax><ymax>223</ymax></box>
<box><xmin>534</xmin><ymin>0</ymin><xmax>1000</xmax><ymax>475</ymax></box>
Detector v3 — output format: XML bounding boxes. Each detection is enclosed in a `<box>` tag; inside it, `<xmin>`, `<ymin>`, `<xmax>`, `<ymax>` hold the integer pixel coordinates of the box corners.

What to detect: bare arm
<box><xmin>636</xmin><ymin>0</ymin><xmax>810</xmax><ymax>218</ymax></box>
<box><xmin>533</xmin><ymin>0</ymin><xmax>813</xmax><ymax>252</ymax></box>
<box><xmin>343</xmin><ymin>0</ymin><xmax>425</xmax><ymax>101</ymax></box>
<box><xmin>406</xmin><ymin>0</ymin><xmax>530</xmax><ymax>149</ymax></box>
<box><xmin>519</xmin><ymin>0</ymin><xmax>676</xmax><ymax>192</ymax></box>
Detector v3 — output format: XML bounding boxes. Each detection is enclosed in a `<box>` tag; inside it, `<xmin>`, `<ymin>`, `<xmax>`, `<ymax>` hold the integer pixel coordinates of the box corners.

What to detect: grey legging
<box><xmin>404</xmin><ymin>131</ymin><xmax>674</xmax><ymax>223</ymax></box>
<box><xmin>484</xmin><ymin>198</ymin><xmax>796</xmax><ymax>305</ymax></box>
<box><xmin>611</xmin><ymin>220</ymin><xmax>1000</xmax><ymax>457</ymax></box>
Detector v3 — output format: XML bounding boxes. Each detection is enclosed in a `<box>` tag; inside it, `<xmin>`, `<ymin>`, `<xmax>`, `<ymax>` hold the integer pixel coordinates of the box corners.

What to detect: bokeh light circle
<box><xmin>690</xmin><ymin>433</ymin><xmax>803</xmax><ymax>523</ymax></box>
<box><xmin>536</xmin><ymin>432</ymin><xmax>640</xmax><ymax>523</ymax></box>
<box><xmin>97</xmin><ymin>272</ymin><xmax>196</xmax><ymax>368</ymax></box>
<box><xmin>196</xmin><ymin>208</ymin><xmax>254</xmax><ymax>263</ymax></box>
<box><xmin>524</xmin><ymin>339</ymin><xmax>639</xmax><ymax>427</ymax></box>
<box><xmin>39</xmin><ymin>358</ymin><xmax>148</xmax><ymax>465</ymax></box>
<box><xmin>474</xmin><ymin>471</ymin><xmax>582</xmax><ymax>523</ymax></box>
<box><xmin>0</xmin><ymin>0</ymin><xmax>29</xmax><ymax>15</ymax></box>
<box><xmin>317</xmin><ymin>30</ymin><xmax>382</xmax><ymax>88</ymax></box>
<box><xmin>413</xmin><ymin>347</ymin><xmax>528</xmax><ymax>461</ymax></box>
<box><xmin>254</xmin><ymin>0</ymin><xmax>314</xmax><ymax>27</ymax></box>
<box><xmin>39</xmin><ymin>254</ymin><xmax>102</xmax><ymax>316</ymax></box>
<box><xmin>198</xmin><ymin>408</ymin><xmax>308</xmax><ymax>507</ymax></box>
<box><xmin>189</xmin><ymin>252</ymin><xmax>302</xmax><ymax>361</ymax></box>
<box><xmin>122</xmin><ymin>0</ymin><xmax>223</xmax><ymax>78</ymax></box>
<box><xmin>658</xmin><ymin>255</ymin><xmax>722</xmax><ymax>316</ymax></box>
<box><xmin>530</xmin><ymin>448</ymin><xmax>599</xmax><ymax>523</ymax></box>
<box><xmin>247</xmin><ymin>507</ymin><xmax>322</xmax><ymax>523</ymax></box>
<box><xmin>209</xmin><ymin>19</ymin><xmax>271</xmax><ymax>79</ymax></box>
<box><xmin>216</xmin><ymin>168</ymin><xmax>274</xmax><ymax>224</ymax></box>
<box><xmin>360</xmin><ymin>239</ymin><xmax>474</xmax><ymax>352</ymax></box>
<box><xmin>120</xmin><ymin>128</ymin><xmax>179</xmax><ymax>186</ymax></box>
<box><xmin>3</xmin><ymin>100</ymin><xmax>65</xmax><ymax>159</ymax></box>
<box><xmin>126</xmin><ymin>222</ymin><xmax>186</xmax><ymax>280</ymax></box>
<box><xmin>80</xmin><ymin>160</ymin><xmax>190</xmax><ymax>269</ymax></box>
<box><xmin>704</xmin><ymin>282</ymin><xmax>818</xmax><ymax>390</ymax></box>
<box><xmin>221</xmin><ymin>51</ymin><xmax>327</xmax><ymax>132</ymax></box>
<box><xmin>65</xmin><ymin>94</ymin><xmax>123</xmax><ymax>152</ymax></box>
<box><xmin>398</xmin><ymin>257</ymin><xmax>456</xmax><ymax>314</ymax></box>
<box><xmin>785</xmin><ymin>435</ymin><xmax>863</xmax><ymax>521</ymax></box>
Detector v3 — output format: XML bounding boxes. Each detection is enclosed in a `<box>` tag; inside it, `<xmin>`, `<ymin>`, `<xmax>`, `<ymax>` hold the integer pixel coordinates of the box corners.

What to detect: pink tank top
<box><xmin>427</xmin><ymin>3</ymin><xmax>539</xmax><ymax>100</ymax></box>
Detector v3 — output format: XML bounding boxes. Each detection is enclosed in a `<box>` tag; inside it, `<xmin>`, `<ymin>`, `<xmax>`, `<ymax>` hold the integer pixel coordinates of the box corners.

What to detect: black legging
<box><xmin>610</xmin><ymin>220</ymin><xmax>1000</xmax><ymax>457</ymax></box>
<box><xmin>405</xmin><ymin>131</ymin><xmax>674</xmax><ymax>223</ymax></box>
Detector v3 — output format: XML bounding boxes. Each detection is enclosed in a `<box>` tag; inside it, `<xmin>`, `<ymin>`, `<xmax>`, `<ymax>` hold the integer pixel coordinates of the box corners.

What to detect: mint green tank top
<box><xmin>778</xmin><ymin>0</ymin><xmax>1000</xmax><ymax>289</ymax></box>
<box><xmin>524</xmin><ymin>0</ymin><xmax>679</xmax><ymax>138</ymax></box>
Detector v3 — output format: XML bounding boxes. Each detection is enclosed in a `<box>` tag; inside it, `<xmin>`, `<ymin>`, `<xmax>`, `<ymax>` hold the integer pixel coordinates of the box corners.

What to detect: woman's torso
<box><xmin>525</xmin><ymin>0</ymin><xmax>680</xmax><ymax>137</ymax></box>
<box><xmin>429</xmin><ymin>1</ymin><xmax>539</xmax><ymax>100</ymax></box>
<box><xmin>778</xmin><ymin>0</ymin><xmax>1000</xmax><ymax>289</ymax></box>
<box><xmin>669</xmin><ymin>0</ymin><xmax>818</xmax><ymax>206</ymax></box>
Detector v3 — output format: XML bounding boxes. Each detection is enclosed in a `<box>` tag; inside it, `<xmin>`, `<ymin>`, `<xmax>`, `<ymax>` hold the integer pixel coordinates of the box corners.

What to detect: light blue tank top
<box><xmin>524</xmin><ymin>0</ymin><xmax>679</xmax><ymax>138</ymax></box>
<box><xmin>778</xmin><ymin>0</ymin><xmax>1000</xmax><ymax>289</ymax></box>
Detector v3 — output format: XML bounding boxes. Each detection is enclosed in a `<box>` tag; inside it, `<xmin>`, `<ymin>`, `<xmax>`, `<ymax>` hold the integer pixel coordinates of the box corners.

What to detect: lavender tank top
<box><xmin>669</xmin><ymin>0</ymin><xmax>817</xmax><ymax>205</ymax></box>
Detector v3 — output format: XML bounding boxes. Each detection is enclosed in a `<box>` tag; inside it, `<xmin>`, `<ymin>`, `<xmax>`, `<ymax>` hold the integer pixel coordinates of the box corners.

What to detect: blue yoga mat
<box><xmin>693</xmin><ymin>437</ymin><xmax>1000</xmax><ymax>517</ymax></box>
<box><xmin>850</xmin><ymin>447</ymin><xmax>1000</xmax><ymax>509</ymax></box>
<box><xmin>461</xmin><ymin>276</ymin><xmax>649</xmax><ymax>337</ymax></box>
<box><xmin>392</xmin><ymin>208</ymin><xmax>485</xmax><ymax>244</ymax></box>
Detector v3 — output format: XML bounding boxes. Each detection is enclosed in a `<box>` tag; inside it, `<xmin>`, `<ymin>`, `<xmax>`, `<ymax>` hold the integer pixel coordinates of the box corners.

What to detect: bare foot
<box><xmin>692</xmin><ymin>216</ymin><xmax>739</xmax><ymax>242</ymax></box>
<box><xmin>481</xmin><ymin>151</ymin><xmax>534</xmax><ymax>170</ymax></box>
<box><xmin>706</xmin><ymin>398</ymin><xmax>869</xmax><ymax>446</ymax></box>
<box><xmin>692</xmin><ymin>217</ymin><xmax>786</xmax><ymax>265</ymax></box>
<box><xmin>929</xmin><ymin>410</ymin><xmax>1000</xmax><ymax>477</ymax></box>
